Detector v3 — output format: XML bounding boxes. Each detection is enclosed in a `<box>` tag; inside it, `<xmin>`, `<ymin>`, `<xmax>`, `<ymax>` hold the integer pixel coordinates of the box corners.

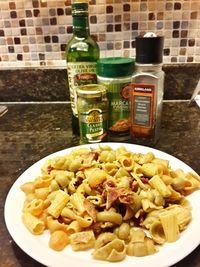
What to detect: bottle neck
<box><xmin>72</xmin><ymin>13</ymin><xmax>90</xmax><ymax>37</ymax></box>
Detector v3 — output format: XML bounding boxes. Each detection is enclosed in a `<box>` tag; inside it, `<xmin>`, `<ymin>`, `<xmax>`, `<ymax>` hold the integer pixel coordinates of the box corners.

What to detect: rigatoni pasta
<box><xmin>20</xmin><ymin>145</ymin><xmax>200</xmax><ymax>262</ymax></box>
<box><xmin>22</xmin><ymin>212</ymin><xmax>45</xmax><ymax>235</ymax></box>
<box><xmin>159</xmin><ymin>212</ymin><xmax>179</xmax><ymax>242</ymax></box>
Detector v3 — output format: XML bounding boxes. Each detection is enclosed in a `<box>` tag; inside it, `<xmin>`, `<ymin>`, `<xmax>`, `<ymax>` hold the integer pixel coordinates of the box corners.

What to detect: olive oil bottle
<box><xmin>66</xmin><ymin>1</ymin><xmax>100</xmax><ymax>134</ymax></box>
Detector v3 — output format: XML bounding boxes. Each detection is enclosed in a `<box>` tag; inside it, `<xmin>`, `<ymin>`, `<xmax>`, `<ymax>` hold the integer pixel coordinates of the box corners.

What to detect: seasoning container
<box><xmin>77</xmin><ymin>84</ymin><xmax>108</xmax><ymax>144</ymax></box>
<box><xmin>97</xmin><ymin>57</ymin><xmax>135</xmax><ymax>141</ymax></box>
<box><xmin>130</xmin><ymin>33</ymin><xmax>164</xmax><ymax>145</ymax></box>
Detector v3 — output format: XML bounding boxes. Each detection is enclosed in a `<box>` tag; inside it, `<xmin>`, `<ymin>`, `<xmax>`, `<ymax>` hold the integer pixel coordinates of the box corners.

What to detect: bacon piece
<box><xmin>131</xmin><ymin>181</ymin><xmax>138</xmax><ymax>192</ymax></box>
<box><xmin>104</xmin><ymin>181</ymin><xmax>137</xmax><ymax>209</ymax></box>
<box><xmin>83</xmin><ymin>198</ymin><xmax>97</xmax><ymax>222</ymax></box>
<box><xmin>80</xmin><ymin>152</ymin><xmax>100</xmax><ymax>170</ymax></box>
<box><xmin>90</xmin><ymin>151</ymin><xmax>100</xmax><ymax>160</ymax></box>
<box><xmin>84</xmin><ymin>152</ymin><xmax>99</xmax><ymax>163</ymax></box>
<box><xmin>104</xmin><ymin>179</ymin><xmax>116</xmax><ymax>188</ymax></box>
<box><xmin>105</xmin><ymin>187</ymin><xmax>119</xmax><ymax>210</ymax></box>
<box><xmin>95</xmin><ymin>183</ymin><xmax>104</xmax><ymax>194</ymax></box>
<box><xmin>119</xmin><ymin>194</ymin><xmax>134</xmax><ymax>204</ymax></box>
<box><xmin>117</xmin><ymin>188</ymin><xmax>135</xmax><ymax>204</ymax></box>
<box><xmin>141</xmin><ymin>177</ymin><xmax>149</xmax><ymax>183</ymax></box>
<box><xmin>102</xmin><ymin>179</ymin><xmax>118</xmax><ymax>209</ymax></box>
<box><xmin>47</xmin><ymin>165</ymin><xmax>54</xmax><ymax>174</ymax></box>
<box><xmin>92</xmin><ymin>222</ymin><xmax>102</xmax><ymax>235</ymax></box>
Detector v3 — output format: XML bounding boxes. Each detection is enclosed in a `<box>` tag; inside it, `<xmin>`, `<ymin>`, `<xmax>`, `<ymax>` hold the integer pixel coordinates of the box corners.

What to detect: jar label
<box><xmin>79</xmin><ymin>108</ymin><xmax>107</xmax><ymax>143</ymax></box>
<box><xmin>67</xmin><ymin>62</ymin><xmax>97</xmax><ymax>116</ymax></box>
<box><xmin>106</xmin><ymin>82</ymin><xmax>131</xmax><ymax>133</ymax></box>
<box><xmin>130</xmin><ymin>83</ymin><xmax>155</xmax><ymax>138</ymax></box>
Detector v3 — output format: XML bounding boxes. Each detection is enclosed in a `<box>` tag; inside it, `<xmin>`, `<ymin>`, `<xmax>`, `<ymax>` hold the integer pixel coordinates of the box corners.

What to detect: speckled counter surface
<box><xmin>1</xmin><ymin>64</ymin><xmax>200</xmax><ymax>102</ymax></box>
<box><xmin>0</xmin><ymin>102</ymin><xmax>200</xmax><ymax>267</ymax></box>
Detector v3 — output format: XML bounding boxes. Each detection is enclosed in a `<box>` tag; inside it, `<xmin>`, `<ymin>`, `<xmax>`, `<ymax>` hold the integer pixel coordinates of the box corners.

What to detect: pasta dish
<box><xmin>20</xmin><ymin>145</ymin><xmax>200</xmax><ymax>262</ymax></box>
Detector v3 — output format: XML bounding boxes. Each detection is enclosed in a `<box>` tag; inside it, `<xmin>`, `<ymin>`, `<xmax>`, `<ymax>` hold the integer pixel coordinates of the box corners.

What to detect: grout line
<box><xmin>0</xmin><ymin>101</ymin><xmax>71</xmax><ymax>105</ymax></box>
<box><xmin>163</xmin><ymin>99</ymin><xmax>190</xmax><ymax>103</ymax></box>
<box><xmin>0</xmin><ymin>100</ymin><xmax>190</xmax><ymax>105</ymax></box>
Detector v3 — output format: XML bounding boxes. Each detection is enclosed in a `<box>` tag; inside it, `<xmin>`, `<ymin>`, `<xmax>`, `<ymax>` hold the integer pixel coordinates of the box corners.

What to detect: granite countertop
<box><xmin>0</xmin><ymin>101</ymin><xmax>200</xmax><ymax>267</ymax></box>
<box><xmin>1</xmin><ymin>64</ymin><xmax>200</xmax><ymax>102</ymax></box>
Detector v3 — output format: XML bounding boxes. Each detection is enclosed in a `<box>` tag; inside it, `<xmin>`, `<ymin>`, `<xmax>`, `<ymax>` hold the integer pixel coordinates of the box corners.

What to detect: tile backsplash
<box><xmin>0</xmin><ymin>0</ymin><xmax>200</xmax><ymax>68</ymax></box>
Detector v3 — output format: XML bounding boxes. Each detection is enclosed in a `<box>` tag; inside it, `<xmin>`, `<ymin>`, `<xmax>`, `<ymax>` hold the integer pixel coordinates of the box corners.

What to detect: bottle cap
<box><xmin>72</xmin><ymin>2</ymin><xmax>88</xmax><ymax>13</ymax></box>
<box><xmin>135</xmin><ymin>33</ymin><xmax>164</xmax><ymax>64</ymax></box>
<box><xmin>97</xmin><ymin>57</ymin><xmax>135</xmax><ymax>78</ymax></box>
<box><xmin>77</xmin><ymin>84</ymin><xmax>107</xmax><ymax>98</ymax></box>
<box><xmin>72</xmin><ymin>2</ymin><xmax>88</xmax><ymax>28</ymax></box>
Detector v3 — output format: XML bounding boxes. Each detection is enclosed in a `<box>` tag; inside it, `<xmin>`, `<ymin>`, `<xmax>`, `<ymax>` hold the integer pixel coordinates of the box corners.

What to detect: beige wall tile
<box><xmin>0</xmin><ymin>0</ymin><xmax>200</xmax><ymax>66</ymax></box>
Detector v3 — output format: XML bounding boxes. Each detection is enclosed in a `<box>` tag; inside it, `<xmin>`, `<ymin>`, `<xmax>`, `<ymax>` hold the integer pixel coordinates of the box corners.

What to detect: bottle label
<box><xmin>103</xmin><ymin>81</ymin><xmax>131</xmax><ymax>133</ymax></box>
<box><xmin>79</xmin><ymin>108</ymin><xmax>107</xmax><ymax>143</ymax></box>
<box><xmin>67</xmin><ymin>62</ymin><xmax>97</xmax><ymax>116</ymax></box>
<box><xmin>130</xmin><ymin>83</ymin><xmax>155</xmax><ymax>137</ymax></box>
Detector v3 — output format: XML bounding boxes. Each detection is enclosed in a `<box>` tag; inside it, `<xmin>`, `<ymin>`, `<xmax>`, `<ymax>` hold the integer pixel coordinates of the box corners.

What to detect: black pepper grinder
<box><xmin>130</xmin><ymin>32</ymin><xmax>165</xmax><ymax>145</ymax></box>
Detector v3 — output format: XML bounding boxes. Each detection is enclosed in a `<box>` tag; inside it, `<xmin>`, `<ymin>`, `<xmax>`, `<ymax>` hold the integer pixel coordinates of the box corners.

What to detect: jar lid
<box><xmin>97</xmin><ymin>57</ymin><xmax>135</xmax><ymax>78</ymax></box>
<box><xmin>77</xmin><ymin>84</ymin><xmax>107</xmax><ymax>98</ymax></box>
<box><xmin>135</xmin><ymin>34</ymin><xmax>164</xmax><ymax>64</ymax></box>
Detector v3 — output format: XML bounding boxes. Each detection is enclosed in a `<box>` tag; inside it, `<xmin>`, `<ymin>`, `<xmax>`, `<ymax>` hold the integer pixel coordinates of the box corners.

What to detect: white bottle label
<box><xmin>67</xmin><ymin>62</ymin><xmax>97</xmax><ymax>116</ymax></box>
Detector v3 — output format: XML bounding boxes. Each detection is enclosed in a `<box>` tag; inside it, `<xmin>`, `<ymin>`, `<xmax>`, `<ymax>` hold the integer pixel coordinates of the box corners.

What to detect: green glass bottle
<box><xmin>66</xmin><ymin>2</ymin><xmax>100</xmax><ymax>134</ymax></box>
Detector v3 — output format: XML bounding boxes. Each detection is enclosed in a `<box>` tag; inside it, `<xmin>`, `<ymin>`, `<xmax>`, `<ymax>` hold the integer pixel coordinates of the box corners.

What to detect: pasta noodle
<box><xmin>46</xmin><ymin>216</ymin><xmax>68</xmax><ymax>233</ymax></box>
<box><xmin>20</xmin><ymin>182</ymin><xmax>35</xmax><ymax>194</ymax></box>
<box><xmin>159</xmin><ymin>212</ymin><xmax>179</xmax><ymax>242</ymax></box>
<box><xmin>96</xmin><ymin>211</ymin><xmax>122</xmax><ymax>225</ymax></box>
<box><xmin>48</xmin><ymin>190</ymin><xmax>69</xmax><ymax>218</ymax></box>
<box><xmin>127</xmin><ymin>229</ymin><xmax>157</xmax><ymax>257</ymax></box>
<box><xmin>93</xmin><ymin>237</ymin><xmax>126</xmax><ymax>262</ymax></box>
<box><xmin>20</xmin><ymin>145</ymin><xmax>200</xmax><ymax>262</ymax></box>
<box><xmin>70</xmin><ymin>193</ymin><xmax>85</xmax><ymax>214</ymax></box>
<box><xmin>94</xmin><ymin>232</ymin><xmax>117</xmax><ymax>249</ymax></box>
<box><xmin>22</xmin><ymin>212</ymin><xmax>45</xmax><ymax>235</ymax></box>
<box><xmin>49</xmin><ymin>230</ymin><xmax>69</xmax><ymax>251</ymax></box>
<box><xmin>117</xmin><ymin>223</ymin><xmax>130</xmax><ymax>240</ymax></box>
<box><xmin>24</xmin><ymin>199</ymin><xmax>44</xmax><ymax>216</ymax></box>
<box><xmin>70</xmin><ymin>230</ymin><xmax>95</xmax><ymax>251</ymax></box>
<box><xmin>150</xmin><ymin>221</ymin><xmax>166</xmax><ymax>244</ymax></box>
<box><xmin>149</xmin><ymin>175</ymin><xmax>171</xmax><ymax>197</ymax></box>
<box><xmin>67</xmin><ymin>220</ymin><xmax>82</xmax><ymax>235</ymax></box>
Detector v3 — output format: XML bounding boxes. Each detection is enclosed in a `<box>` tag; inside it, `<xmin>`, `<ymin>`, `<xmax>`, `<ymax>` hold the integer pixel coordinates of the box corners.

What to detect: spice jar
<box><xmin>130</xmin><ymin>33</ymin><xmax>164</xmax><ymax>145</ymax></box>
<box><xmin>97</xmin><ymin>57</ymin><xmax>135</xmax><ymax>142</ymax></box>
<box><xmin>77</xmin><ymin>84</ymin><xmax>108</xmax><ymax>144</ymax></box>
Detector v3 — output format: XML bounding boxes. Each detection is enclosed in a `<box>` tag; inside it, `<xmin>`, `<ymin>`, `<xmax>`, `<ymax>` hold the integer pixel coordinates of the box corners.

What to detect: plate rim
<box><xmin>4</xmin><ymin>142</ymin><xmax>200</xmax><ymax>267</ymax></box>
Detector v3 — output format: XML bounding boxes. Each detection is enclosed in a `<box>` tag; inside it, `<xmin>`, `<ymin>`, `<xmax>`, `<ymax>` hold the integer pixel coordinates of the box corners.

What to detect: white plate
<box><xmin>4</xmin><ymin>143</ymin><xmax>200</xmax><ymax>267</ymax></box>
